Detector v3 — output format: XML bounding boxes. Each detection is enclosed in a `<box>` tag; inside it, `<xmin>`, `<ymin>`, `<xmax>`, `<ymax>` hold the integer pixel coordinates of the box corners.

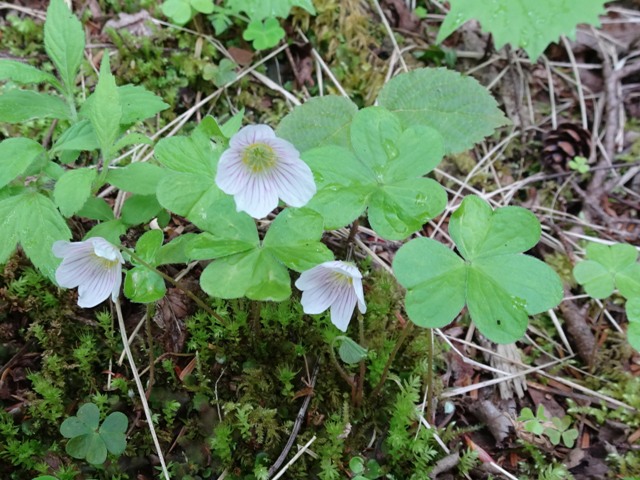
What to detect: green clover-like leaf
<box><xmin>243</xmin><ymin>18</ymin><xmax>285</xmax><ymax>50</ymax></box>
<box><xmin>573</xmin><ymin>242</ymin><xmax>640</xmax><ymax>299</ymax></box>
<box><xmin>544</xmin><ymin>427</ymin><xmax>562</xmax><ymax>446</ymax></box>
<box><xmin>626</xmin><ymin>297</ymin><xmax>640</xmax><ymax>352</ymax></box>
<box><xmin>60</xmin><ymin>404</ymin><xmax>127</xmax><ymax>465</ymax></box>
<box><xmin>436</xmin><ymin>0</ymin><xmax>607</xmax><ymax>61</ymax></box>
<box><xmin>191</xmin><ymin>208</ymin><xmax>333</xmax><ymax>301</ymax></box>
<box><xmin>561</xmin><ymin>428</ymin><xmax>579</xmax><ymax>448</ymax></box>
<box><xmin>394</xmin><ymin>195</ymin><xmax>563</xmax><ymax>344</ymax></box>
<box><xmin>303</xmin><ymin>106</ymin><xmax>447</xmax><ymax>240</ymax></box>
<box><xmin>161</xmin><ymin>0</ymin><xmax>193</xmax><ymax>25</ymax></box>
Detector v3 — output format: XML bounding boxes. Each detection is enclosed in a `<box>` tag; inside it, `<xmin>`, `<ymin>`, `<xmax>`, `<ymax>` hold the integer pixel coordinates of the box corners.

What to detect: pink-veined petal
<box><xmin>216</xmin><ymin>150</ymin><xmax>249</xmax><ymax>195</ymax></box>
<box><xmin>330</xmin><ymin>287</ymin><xmax>358</xmax><ymax>331</ymax></box>
<box><xmin>233</xmin><ymin>173</ymin><xmax>279</xmax><ymax>218</ymax></box>
<box><xmin>271</xmin><ymin>160</ymin><xmax>316</xmax><ymax>208</ymax></box>
<box><xmin>295</xmin><ymin>265</ymin><xmax>333</xmax><ymax>290</ymax></box>
<box><xmin>300</xmin><ymin>280</ymin><xmax>342</xmax><ymax>315</ymax></box>
<box><xmin>111</xmin><ymin>263</ymin><xmax>123</xmax><ymax>301</ymax></box>
<box><xmin>352</xmin><ymin>276</ymin><xmax>367</xmax><ymax>313</ymax></box>
<box><xmin>231</xmin><ymin>125</ymin><xmax>276</xmax><ymax>149</ymax></box>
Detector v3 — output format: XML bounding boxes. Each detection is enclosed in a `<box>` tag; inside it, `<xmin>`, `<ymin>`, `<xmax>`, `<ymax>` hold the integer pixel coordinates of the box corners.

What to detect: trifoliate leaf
<box><xmin>303</xmin><ymin>106</ymin><xmax>447</xmax><ymax>239</ymax></box>
<box><xmin>377</xmin><ymin>68</ymin><xmax>508</xmax><ymax>154</ymax></box>
<box><xmin>124</xmin><ymin>267</ymin><xmax>166</xmax><ymax>303</ymax></box>
<box><xmin>436</xmin><ymin>0</ymin><xmax>607</xmax><ymax>61</ymax></box>
<box><xmin>243</xmin><ymin>18</ymin><xmax>285</xmax><ymax>50</ymax></box>
<box><xmin>394</xmin><ymin>195</ymin><xmax>563</xmax><ymax>344</ymax></box>
<box><xmin>627</xmin><ymin>297</ymin><xmax>640</xmax><ymax>352</ymax></box>
<box><xmin>161</xmin><ymin>0</ymin><xmax>193</xmax><ymax>25</ymax></box>
<box><xmin>573</xmin><ymin>242</ymin><xmax>640</xmax><ymax>299</ymax></box>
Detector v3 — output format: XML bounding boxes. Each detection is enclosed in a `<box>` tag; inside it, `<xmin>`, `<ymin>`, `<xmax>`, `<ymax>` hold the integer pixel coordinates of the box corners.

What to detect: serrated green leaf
<box><xmin>124</xmin><ymin>267</ymin><xmax>166</xmax><ymax>303</ymax></box>
<box><xmin>106</xmin><ymin>163</ymin><xmax>165</xmax><ymax>195</ymax></box>
<box><xmin>277</xmin><ymin>96</ymin><xmax>358</xmax><ymax>152</ymax></box>
<box><xmin>89</xmin><ymin>54</ymin><xmax>122</xmax><ymax>159</ymax></box>
<box><xmin>0</xmin><ymin>89</ymin><xmax>70</xmax><ymax>123</ymax></box>
<box><xmin>117</xmin><ymin>85</ymin><xmax>169</xmax><ymax>124</ymax></box>
<box><xmin>44</xmin><ymin>0</ymin><xmax>85</xmax><ymax>93</ymax></box>
<box><xmin>394</xmin><ymin>195</ymin><xmax>562</xmax><ymax>343</ymax></box>
<box><xmin>377</xmin><ymin>68</ymin><xmax>508</xmax><ymax>154</ymax></box>
<box><xmin>121</xmin><ymin>194</ymin><xmax>162</xmax><ymax>225</ymax></box>
<box><xmin>52</xmin><ymin>120</ymin><xmax>99</xmax><ymax>153</ymax></box>
<box><xmin>154</xmin><ymin>133</ymin><xmax>218</xmax><ymax>176</ymax></box>
<box><xmin>243</xmin><ymin>18</ymin><xmax>285</xmax><ymax>50</ymax></box>
<box><xmin>436</xmin><ymin>0</ymin><xmax>607</xmax><ymax>61</ymax></box>
<box><xmin>0</xmin><ymin>138</ymin><xmax>45</xmax><ymax>189</ymax></box>
<box><xmin>0</xmin><ymin>195</ymin><xmax>24</xmax><ymax>264</ymax></box>
<box><xmin>626</xmin><ymin>297</ymin><xmax>640</xmax><ymax>351</ymax></box>
<box><xmin>76</xmin><ymin>196</ymin><xmax>114</xmax><ymax>221</ymax></box>
<box><xmin>16</xmin><ymin>193</ymin><xmax>72</xmax><ymax>280</ymax></box>
<box><xmin>113</xmin><ymin>132</ymin><xmax>153</xmax><ymax>151</ymax></box>
<box><xmin>0</xmin><ymin>59</ymin><xmax>57</xmax><ymax>85</ymax></box>
<box><xmin>337</xmin><ymin>336</ymin><xmax>368</xmax><ymax>364</ymax></box>
<box><xmin>54</xmin><ymin>167</ymin><xmax>97</xmax><ymax>217</ymax></box>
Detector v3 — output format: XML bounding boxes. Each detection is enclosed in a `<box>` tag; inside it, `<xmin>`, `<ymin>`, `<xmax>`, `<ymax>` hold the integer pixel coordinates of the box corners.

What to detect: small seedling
<box><xmin>519</xmin><ymin>405</ymin><xmax>579</xmax><ymax>448</ymax></box>
<box><xmin>60</xmin><ymin>403</ymin><xmax>128</xmax><ymax>465</ymax></box>
<box><xmin>349</xmin><ymin>456</ymin><xmax>383</xmax><ymax>480</ymax></box>
<box><xmin>568</xmin><ymin>156</ymin><xmax>589</xmax><ymax>174</ymax></box>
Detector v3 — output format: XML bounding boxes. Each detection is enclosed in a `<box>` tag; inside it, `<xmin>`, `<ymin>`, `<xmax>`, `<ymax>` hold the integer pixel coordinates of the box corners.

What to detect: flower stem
<box><xmin>424</xmin><ymin>327</ymin><xmax>435</xmax><ymax>424</ymax></box>
<box><xmin>115</xmin><ymin>298</ymin><xmax>170</xmax><ymax>480</ymax></box>
<box><xmin>370</xmin><ymin>317</ymin><xmax>414</xmax><ymax>398</ymax></box>
<box><xmin>119</xmin><ymin>246</ymin><xmax>225</xmax><ymax>324</ymax></box>
<box><xmin>329</xmin><ymin>339</ymin><xmax>355</xmax><ymax>388</ymax></box>
<box><xmin>343</xmin><ymin>218</ymin><xmax>360</xmax><ymax>260</ymax></box>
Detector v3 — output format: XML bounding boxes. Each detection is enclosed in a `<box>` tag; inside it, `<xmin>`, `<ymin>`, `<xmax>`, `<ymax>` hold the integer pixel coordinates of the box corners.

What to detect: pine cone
<box><xmin>542</xmin><ymin>123</ymin><xmax>592</xmax><ymax>171</ymax></box>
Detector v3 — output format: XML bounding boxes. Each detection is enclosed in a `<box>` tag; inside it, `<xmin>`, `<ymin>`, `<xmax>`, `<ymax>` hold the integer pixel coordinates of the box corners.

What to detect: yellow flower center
<box><xmin>332</xmin><ymin>271</ymin><xmax>353</xmax><ymax>286</ymax></box>
<box><xmin>242</xmin><ymin>143</ymin><xmax>278</xmax><ymax>173</ymax></box>
<box><xmin>92</xmin><ymin>253</ymin><xmax>120</xmax><ymax>269</ymax></box>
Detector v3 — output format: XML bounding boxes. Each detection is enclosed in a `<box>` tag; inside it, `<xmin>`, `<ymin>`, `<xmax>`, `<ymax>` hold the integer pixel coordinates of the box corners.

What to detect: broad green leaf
<box><xmin>76</xmin><ymin>197</ymin><xmax>114</xmax><ymax>221</ymax></box>
<box><xmin>627</xmin><ymin>297</ymin><xmax>640</xmax><ymax>351</ymax></box>
<box><xmin>98</xmin><ymin>412</ymin><xmax>128</xmax><ymax>455</ymax></box>
<box><xmin>394</xmin><ymin>195</ymin><xmax>562</xmax><ymax>343</ymax></box>
<box><xmin>393</xmin><ymin>238</ymin><xmax>466</xmax><ymax>328</ymax></box>
<box><xmin>52</xmin><ymin>120</ymin><xmax>99</xmax><ymax>153</ymax></box>
<box><xmin>449</xmin><ymin>195</ymin><xmax>540</xmax><ymax>260</ymax></box>
<box><xmin>0</xmin><ymin>195</ymin><xmax>24</xmax><ymax>264</ymax></box>
<box><xmin>277</xmin><ymin>96</ymin><xmax>358</xmax><ymax>152</ymax></box>
<box><xmin>106</xmin><ymin>163</ymin><xmax>165</xmax><ymax>195</ymax></box>
<box><xmin>303</xmin><ymin>106</ymin><xmax>446</xmax><ymax>239</ymax></box>
<box><xmin>60</xmin><ymin>417</ymin><xmax>93</xmax><ymax>438</ymax></box>
<box><xmin>156</xmin><ymin>233</ymin><xmax>198</xmax><ymax>265</ymax></box>
<box><xmin>84</xmin><ymin>219</ymin><xmax>127</xmax><ymax>245</ymax></box>
<box><xmin>0</xmin><ymin>138</ymin><xmax>45</xmax><ymax>189</ymax></box>
<box><xmin>154</xmin><ymin>133</ymin><xmax>218</xmax><ymax>176</ymax></box>
<box><xmin>243</xmin><ymin>18</ymin><xmax>285</xmax><ymax>50</ymax></box>
<box><xmin>220</xmin><ymin>109</ymin><xmax>245</xmax><ymax>139</ymax></box>
<box><xmin>618</xmin><ymin>264</ymin><xmax>640</xmax><ymax>299</ymax></box>
<box><xmin>44</xmin><ymin>0</ymin><xmax>85</xmax><ymax>93</ymax></box>
<box><xmin>377</xmin><ymin>68</ymin><xmax>508</xmax><ymax>153</ymax></box>
<box><xmin>161</xmin><ymin>0</ymin><xmax>192</xmax><ymax>25</ymax></box>
<box><xmin>191</xmin><ymin>0</ymin><xmax>214</xmax><ymax>14</ymax></box>
<box><xmin>195</xmin><ymin>208</ymin><xmax>329</xmax><ymax>301</ymax></box>
<box><xmin>88</xmin><ymin>55</ymin><xmax>122</xmax><ymax>159</ymax></box>
<box><xmin>0</xmin><ymin>89</ymin><xmax>70</xmax><ymax>123</ymax></box>
<box><xmin>134</xmin><ymin>230</ymin><xmax>164</xmax><ymax>264</ymax></box>
<box><xmin>121</xmin><ymin>194</ymin><xmax>162</xmax><ymax>225</ymax></box>
<box><xmin>227</xmin><ymin>0</ymin><xmax>315</xmax><ymax>19</ymax></box>
<box><xmin>436</xmin><ymin>0</ymin><xmax>607</xmax><ymax>61</ymax></box>
<box><xmin>113</xmin><ymin>132</ymin><xmax>153</xmax><ymax>151</ymax></box>
<box><xmin>124</xmin><ymin>267</ymin><xmax>166</xmax><ymax>303</ymax></box>
<box><xmin>54</xmin><ymin>167</ymin><xmax>97</xmax><ymax>217</ymax></box>
<box><xmin>117</xmin><ymin>85</ymin><xmax>169</xmax><ymax>124</ymax></box>
<box><xmin>16</xmin><ymin>193</ymin><xmax>72</xmax><ymax>280</ymax></box>
<box><xmin>573</xmin><ymin>242</ymin><xmax>640</xmax><ymax>300</ymax></box>
<box><xmin>262</xmin><ymin>208</ymin><xmax>333</xmax><ymax>271</ymax></box>
<box><xmin>0</xmin><ymin>59</ymin><xmax>57</xmax><ymax>85</ymax></box>
<box><xmin>337</xmin><ymin>336</ymin><xmax>368</xmax><ymax>364</ymax></box>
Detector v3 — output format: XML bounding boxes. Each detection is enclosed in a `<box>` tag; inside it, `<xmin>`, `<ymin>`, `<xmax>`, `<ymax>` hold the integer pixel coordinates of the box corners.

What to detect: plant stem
<box><xmin>355</xmin><ymin>313</ymin><xmax>366</xmax><ymax>407</ymax></box>
<box><xmin>329</xmin><ymin>339</ymin><xmax>355</xmax><ymax>388</ymax></box>
<box><xmin>425</xmin><ymin>327</ymin><xmax>435</xmax><ymax>424</ymax></box>
<box><xmin>119</xmin><ymin>246</ymin><xmax>225</xmax><ymax>324</ymax></box>
<box><xmin>343</xmin><ymin>218</ymin><xmax>360</xmax><ymax>259</ymax></box>
<box><xmin>115</xmin><ymin>298</ymin><xmax>170</xmax><ymax>480</ymax></box>
<box><xmin>370</xmin><ymin>318</ymin><xmax>414</xmax><ymax>398</ymax></box>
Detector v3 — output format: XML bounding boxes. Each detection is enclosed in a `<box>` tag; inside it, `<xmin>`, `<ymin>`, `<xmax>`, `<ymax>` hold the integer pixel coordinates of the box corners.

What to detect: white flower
<box><xmin>215</xmin><ymin>125</ymin><xmax>316</xmax><ymax>219</ymax></box>
<box><xmin>53</xmin><ymin>237</ymin><xmax>124</xmax><ymax>308</ymax></box>
<box><xmin>295</xmin><ymin>261</ymin><xmax>366</xmax><ymax>331</ymax></box>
